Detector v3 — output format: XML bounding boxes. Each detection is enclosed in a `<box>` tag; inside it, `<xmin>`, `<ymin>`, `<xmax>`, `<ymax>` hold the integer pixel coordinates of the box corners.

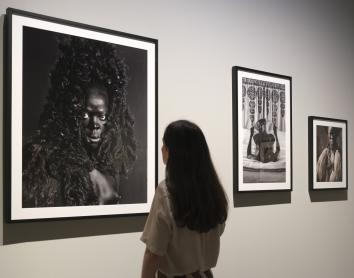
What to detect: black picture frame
<box><xmin>4</xmin><ymin>8</ymin><xmax>158</xmax><ymax>222</ymax></box>
<box><xmin>232</xmin><ymin>66</ymin><xmax>292</xmax><ymax>192</ymax></box>
<box><xmin>308</xmin><ymin>116</ymin><xmax>348</xmax><ymax>190</ymax></box>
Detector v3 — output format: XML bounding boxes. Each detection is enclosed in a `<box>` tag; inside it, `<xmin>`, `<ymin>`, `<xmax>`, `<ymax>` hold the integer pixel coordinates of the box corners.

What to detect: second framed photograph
<box><xmin>308</xmin><ymin>116</ymin><xmax>348</xmax><ymax>190</ymax></box>
<box><xmin>232</xmin><ymin>67</ymin><xmax>292</xmax><ymax>192</ymax></box>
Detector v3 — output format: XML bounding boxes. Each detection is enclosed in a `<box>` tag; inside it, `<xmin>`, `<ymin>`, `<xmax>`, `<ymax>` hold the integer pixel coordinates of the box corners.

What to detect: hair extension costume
<box><xmin>22</xmin><ymin>36</ymin><xmax>136</xmax><ymax>207</ymax></box>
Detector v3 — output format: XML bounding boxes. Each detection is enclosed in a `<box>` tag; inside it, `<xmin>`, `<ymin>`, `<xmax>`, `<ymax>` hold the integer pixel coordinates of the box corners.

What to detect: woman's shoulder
<box><xmin>156</xmin><ymin>180</ymin><xmax>169</xmax><ymax>198</ymax></box>
<box><xmin>155</xmin><ymin>180</ymin><xmax>173</xmax><ymax>215</ymax></box>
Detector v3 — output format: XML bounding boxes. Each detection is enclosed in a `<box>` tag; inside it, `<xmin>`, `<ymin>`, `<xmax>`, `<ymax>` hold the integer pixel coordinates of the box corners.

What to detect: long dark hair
<box><xmin>163</xmin><ymin>120</ymin><xmax>228</xmax><ymax>232</ymax></box>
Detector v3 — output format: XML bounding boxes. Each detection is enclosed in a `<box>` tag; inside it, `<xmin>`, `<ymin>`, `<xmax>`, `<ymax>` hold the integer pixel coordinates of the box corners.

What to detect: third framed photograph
<box><xmin>232</xmin><ymin>66</ymin><xmax>292</xmax><ymax>192</ymax></box>
<box><xmin>308</xmin><ymin>116</ymin><xmax>348</xmax><ymax>190</ymax></box>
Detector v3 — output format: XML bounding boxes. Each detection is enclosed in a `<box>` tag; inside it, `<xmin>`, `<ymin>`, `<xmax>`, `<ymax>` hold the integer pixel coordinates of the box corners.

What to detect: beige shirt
<box><xmin>141</xmin><ymin>180</ymin><xmax>225</xmax><ymax>276</ymax></box>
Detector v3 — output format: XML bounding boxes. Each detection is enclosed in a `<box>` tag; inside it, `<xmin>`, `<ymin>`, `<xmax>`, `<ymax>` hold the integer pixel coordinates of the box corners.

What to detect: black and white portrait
<box><xmin>242</xmin><ymin>78</ymin><xmax>286</xmax><ymax>184</ymax></box>
<box><xmin>233</xmin><ymin>67</ymin><xmax>292</xmax><ymax>192</ymax></box>
<box><xmin>316</xmin><ymin>126</ymin><xmax>342</xmax><ymax>182</ymax></box>
<box><xmin>309</xmin><ymin>117</ymin><xmax>347</xmax><ymax>190</ymax></box>
<box><xmin>6</xmin><ymin>9</ymin><xmax>157</xmax><ymax>221</ymax></box>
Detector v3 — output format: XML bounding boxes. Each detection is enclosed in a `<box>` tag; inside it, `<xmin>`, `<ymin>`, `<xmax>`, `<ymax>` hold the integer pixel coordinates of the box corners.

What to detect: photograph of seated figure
<box><xmin>241</xmin><ymin>79</ymin><xmax>287</xmax><ymax>184</ymax></box>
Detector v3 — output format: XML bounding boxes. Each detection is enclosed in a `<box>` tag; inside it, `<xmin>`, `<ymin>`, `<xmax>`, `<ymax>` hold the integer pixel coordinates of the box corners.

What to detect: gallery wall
<box><xmin>1</xmin><ymin>0</ymin><xmax>354</xmax><ymax>277</ymax></box>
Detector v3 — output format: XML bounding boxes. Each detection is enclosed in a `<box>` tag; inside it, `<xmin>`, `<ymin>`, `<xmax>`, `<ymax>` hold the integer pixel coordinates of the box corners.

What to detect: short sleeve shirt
<box><xmin>141</xmin><ymin>180</ymin><xmax>225</xmax><ymax>276</ymax></box>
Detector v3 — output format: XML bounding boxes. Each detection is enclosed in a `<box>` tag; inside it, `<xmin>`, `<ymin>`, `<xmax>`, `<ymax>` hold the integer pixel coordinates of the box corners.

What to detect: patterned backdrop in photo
<box><xmin>242</xmin><ymin>78</ymin><xmax>286</xmax><ymax>131</ymax></box>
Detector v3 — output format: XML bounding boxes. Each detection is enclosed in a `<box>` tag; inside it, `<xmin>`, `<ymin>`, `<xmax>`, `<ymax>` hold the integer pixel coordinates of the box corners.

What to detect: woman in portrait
<box><xmin>22</xmin><ymin>36</ymin><xmax>136</xmax><ymax>207</ymax></box>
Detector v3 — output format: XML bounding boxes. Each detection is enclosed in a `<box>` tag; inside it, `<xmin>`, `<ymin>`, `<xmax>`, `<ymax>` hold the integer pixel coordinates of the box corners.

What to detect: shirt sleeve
<box><xmin>140</xmin><ymin>183</ymin><xmax>172</xmax><ymax>256</ymax></box>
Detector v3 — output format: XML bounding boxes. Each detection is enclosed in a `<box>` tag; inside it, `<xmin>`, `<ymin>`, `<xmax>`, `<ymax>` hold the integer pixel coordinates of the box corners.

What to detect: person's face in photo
<box><xmin>328</xmin><ymin>128</ymin><xmax>337</xmax><ymax>150</ymax></box>
<box><xmin>256</xmin><ymin>119</ymin><xmax>266</xmax><ymax>134</ymax></box>
<box><xmin>82</xmin><ymin>86</ymin><xmax>109</xmax><ymax>151</ymax></box>
<box><xmin>259</xmin><ymin>122</ymin><xmax>266</xmax><ymax>134</ymax></box>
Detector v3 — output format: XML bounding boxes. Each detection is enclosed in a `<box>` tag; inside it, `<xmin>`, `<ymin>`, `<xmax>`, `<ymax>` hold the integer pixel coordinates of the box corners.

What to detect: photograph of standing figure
<box><xmin>233</xmin><ymin>67</ymin><xmax>292</xmax><ymax>192</ymax></box>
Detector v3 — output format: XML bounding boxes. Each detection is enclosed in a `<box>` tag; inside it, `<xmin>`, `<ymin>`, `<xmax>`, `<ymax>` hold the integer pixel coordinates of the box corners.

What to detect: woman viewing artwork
<box><xmin>140</xmin><ymin>120</ymin><xmax>228</xmax><ymax>278</ymax></box>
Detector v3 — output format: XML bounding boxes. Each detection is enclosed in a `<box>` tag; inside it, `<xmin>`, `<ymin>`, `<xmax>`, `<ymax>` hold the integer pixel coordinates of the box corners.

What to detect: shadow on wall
<box><xmin>233</xmin><ymin>191</ymin><xmax>291</xmax><ymax>207</ymax></box>
<box><xmin>309</xmin><ymin>190</ymin><xmax>348</xmax><ymax>202</ymax></box>
<box><xmin>233</xmin><ymin>188</ymin><xmax>347</xmax><ymax>207</ymax></box>
<box><xmin>2</xmin><ymin>215</ymin><xmax>146</xmax><ymax>245</ymax></box>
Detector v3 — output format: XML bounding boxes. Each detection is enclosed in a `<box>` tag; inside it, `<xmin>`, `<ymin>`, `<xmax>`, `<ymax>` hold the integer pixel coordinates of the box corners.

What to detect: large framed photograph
<box><xmin>232</xmin><ymin>66</ymin><xmax>292</xmax><ymax>192</ymax></box>
<box><xmin>4</xmin><ymin>8</ymin><xmax>157</xmax><ymax>221</ymax></box>
<box><xmin>308</xmin><ymin>116</ymin><xmax>348</xmax><ymax>190</ymax></box>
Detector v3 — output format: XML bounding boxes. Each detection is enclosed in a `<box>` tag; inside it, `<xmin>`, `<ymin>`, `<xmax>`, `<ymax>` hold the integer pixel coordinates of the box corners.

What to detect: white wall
<box><xmin>1</xmin><ymin>0</ymin><xmax>354</xmax><ymax>277</ymax></box>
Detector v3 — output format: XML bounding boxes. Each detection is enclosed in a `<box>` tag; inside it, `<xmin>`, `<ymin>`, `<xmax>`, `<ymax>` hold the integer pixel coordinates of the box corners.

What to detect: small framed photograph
<box><xmin>5</xmin><ymin>8</ymin><xmax>157</xmax><ymax>221</ymax></box>
<box><xmin>308</xmin><ymin>116</ymin><xmax>348</xmax><ymax>190</ymax></box>
<box><xmin>232</xmin><ymin>66</ymin><xmax>292</xmax><ymax>192</ymax></box>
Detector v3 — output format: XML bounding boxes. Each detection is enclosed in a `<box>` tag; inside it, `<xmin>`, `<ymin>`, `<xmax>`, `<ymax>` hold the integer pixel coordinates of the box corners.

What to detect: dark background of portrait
<box><xmin>316</xmin><ymin>125</ymin><xmax>343</xmax><ymax>160</ymax></box>
<box><xmin>22</xmin><ymin>26</ymin><xmax>148</xmax><ymax>204</ymax></box>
